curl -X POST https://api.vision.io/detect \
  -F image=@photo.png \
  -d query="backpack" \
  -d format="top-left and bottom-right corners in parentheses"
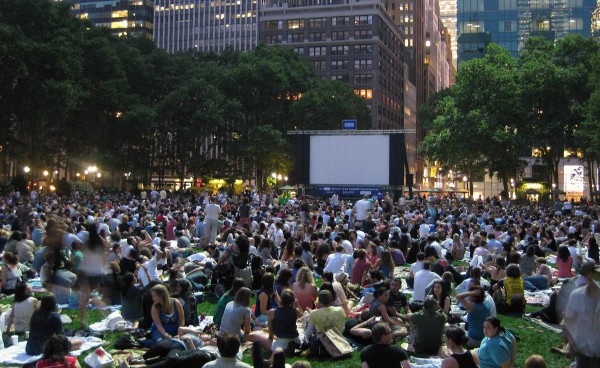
top-left (165, 349), bottom-right (218, 368)
top-left (181, 295), bottom-right (199, 326)
top-left (232, 250), bottom-right (249, 269)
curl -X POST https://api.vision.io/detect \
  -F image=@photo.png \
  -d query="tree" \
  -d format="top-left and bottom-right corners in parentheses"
top-left (290, 80), bottom-right (371, 130)
top-left (420, 44), bottom-right (526, 197)
top-left (517, 36), bottom-right (599, 196)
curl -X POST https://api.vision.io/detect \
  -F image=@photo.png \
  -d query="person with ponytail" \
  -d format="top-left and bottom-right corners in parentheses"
top-left (441, 326), bottom-right (477, 368)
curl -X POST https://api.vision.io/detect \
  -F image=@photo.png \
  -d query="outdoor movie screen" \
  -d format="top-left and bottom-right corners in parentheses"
top-left (309, 134), bottom-right (390, 185)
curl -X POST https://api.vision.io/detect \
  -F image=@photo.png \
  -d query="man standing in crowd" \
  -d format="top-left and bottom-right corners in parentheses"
top-left (563, 262), bottom-right (600, 368)
top-left (205, 197), bottom-right (221, 244)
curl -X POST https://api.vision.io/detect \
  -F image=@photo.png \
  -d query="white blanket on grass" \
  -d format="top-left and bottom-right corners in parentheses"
top-left (0, 336), bottom-right (103, 365)
top-left (410, 357), bottom-right (443, 368)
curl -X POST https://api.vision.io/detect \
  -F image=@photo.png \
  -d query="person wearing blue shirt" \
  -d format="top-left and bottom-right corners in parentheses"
top-left (455, 285), bottom-right (491, 348)
top-left (476, 317), bottom-right (515, 368)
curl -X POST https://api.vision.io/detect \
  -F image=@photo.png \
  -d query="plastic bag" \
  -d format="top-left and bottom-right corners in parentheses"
top-left (84, 347), bottom-right (114, 368)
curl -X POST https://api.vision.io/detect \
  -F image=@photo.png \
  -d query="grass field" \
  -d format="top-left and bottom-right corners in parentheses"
top-left (0, 289), bottom-right (573, 368)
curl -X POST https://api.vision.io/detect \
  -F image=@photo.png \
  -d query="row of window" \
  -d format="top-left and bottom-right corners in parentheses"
top-left (265, 30), bottom-right (373, 44)
top-left (458, 18), bottom-right (585, 34)
top-left (385, 2), bottom-right (414, 11)
top-left (264, 15), bottom-right (373, 30)
top-left (310, 59), bottom-right (373, 70)
top-left (460, 0), bottom-right (585, 12)
top-left (304, 44), bottom-right (374, 56)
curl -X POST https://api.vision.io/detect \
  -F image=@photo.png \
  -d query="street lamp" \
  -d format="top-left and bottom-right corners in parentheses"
top-left (43, 170), bottom-right (49, 177)
top-left (23, 166), bottom-right (31, 173)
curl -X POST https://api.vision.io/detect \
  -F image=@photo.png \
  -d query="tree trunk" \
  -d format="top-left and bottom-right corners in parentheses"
top-left (502, 176), bottom-right (509, 199)
top-left (586, 158), bottom-right (594, 200)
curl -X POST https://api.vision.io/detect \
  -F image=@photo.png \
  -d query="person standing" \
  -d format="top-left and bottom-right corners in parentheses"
top-left (331, 193), bottom-right (340, 211)
top-left (205, 197), bottom-right (221, 244)
top-left (354, 195), bottom-right (372, 222)
top-left (563, 262), bottom-right (600, 368)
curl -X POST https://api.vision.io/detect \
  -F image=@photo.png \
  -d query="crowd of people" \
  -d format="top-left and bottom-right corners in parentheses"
top-left (0, 188), bottom-right (599, 368)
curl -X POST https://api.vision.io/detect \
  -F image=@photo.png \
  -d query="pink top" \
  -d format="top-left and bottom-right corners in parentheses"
top-left (556, 256), bottom-right (574, 278)
top-left (293, 286), bottom-right (316, 310)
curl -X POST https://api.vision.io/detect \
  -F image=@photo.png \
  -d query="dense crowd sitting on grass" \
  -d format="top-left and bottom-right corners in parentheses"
top-left (0, 188), bottom-right (599, 368)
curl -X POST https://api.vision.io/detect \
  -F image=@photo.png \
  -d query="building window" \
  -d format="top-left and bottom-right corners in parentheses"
top-left (331, 60), bottom-right (349, 70)
top-left (332, 16), bottom-right (350, 26)
top-left (354, 59), bottom-right (373, 69)
top-left (265, 20), bottom-right (282, 30)
top-left (287, 19), bottom-right (304, 29)
top-left (498, 20), bottom-right (517, 32)
top-left (459, 0), bottom-right (484, 12)
top-left (265, 35), bottom-right (282, 44)
top-left (312, 61), bottom-right (327, 70)
top-left (293, 47), bottom-right (305, 55)
top-left (354, 44), bottom-right (373, 54)
top-left (331, 75), bottom-right (349, 82)
top-left (355, 29), bottom-right (373, 39)
top-left (498, 0), bottom-right (516, 10)
top-left (355, 89), bottom-right (373, 99)
top-left (355, 15), bottom-right (373, 25)
top-left (331, 31), bottom-right (349, 40)
top-left (458, 21), bottom-right (484, 33)
top-left (309, 32), bottom-right (326, 41)
top-left (331, 45), bottom-right (349, 55)
top-left (354, 74), bottom-right (373, 84)
top-left (567, 18), bottom-right (583, 30)
top-left (309, 17), bottom-right (327, 27)
top-left (530, 0), bottom-right (550, 9)
top-left (534, 18), bottom-right (550, 31)
top-left (308, 46), bottom-right (327, 56)
top-left (287, 33), bottom-right (304, 42)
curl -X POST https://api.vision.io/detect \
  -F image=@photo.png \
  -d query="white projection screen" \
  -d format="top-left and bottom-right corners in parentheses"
top-left (309, 135), bottom-right (390, 185)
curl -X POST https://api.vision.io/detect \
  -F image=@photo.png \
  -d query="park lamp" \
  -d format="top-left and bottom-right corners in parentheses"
top-left (43, 170), bottom-right (49, 177)
top-left (23, 166), bottom-right (31, 173)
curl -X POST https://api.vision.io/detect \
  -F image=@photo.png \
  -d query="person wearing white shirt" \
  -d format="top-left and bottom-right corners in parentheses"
top-left (323, 245), bottom-right (347, 274)
top-left (273, 222), bottom-right (284, 247)
top-left (204, 197), bottom-right (221, 243)
top-left (418, 219), bottom-right (430, 239)
top-left (137, 247), bottom-right (164, 287)
top-left (354, 195), bottom-right (372, 222)
top-left (413, 263), bottom-right (441, 302)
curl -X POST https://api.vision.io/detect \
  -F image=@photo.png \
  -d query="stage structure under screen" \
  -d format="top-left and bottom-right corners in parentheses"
top-left (288, 130), bottom-right (415, 196)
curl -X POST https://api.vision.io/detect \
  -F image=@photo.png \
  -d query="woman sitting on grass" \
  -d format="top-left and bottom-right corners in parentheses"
top-left (142, 284), bottom-right (185, 347)
top-left (440, 326), bottom-right (477, 368)
top-left (35, 335), bottom-right (81, 368)
top-left (5, 282), bottom-right (38, 346)
top-left (474, 317), bottom-right (517, 368)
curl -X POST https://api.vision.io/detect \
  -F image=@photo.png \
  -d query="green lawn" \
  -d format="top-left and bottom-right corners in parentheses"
top-left (0, 290), bottom-right (572, 368)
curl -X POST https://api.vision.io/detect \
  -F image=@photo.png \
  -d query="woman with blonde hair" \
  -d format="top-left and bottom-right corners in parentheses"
top-left (451, 234), bottom-right (465, 260)
top-left (292, 267), bottom-right (318, 310)
top-left (143, 284), bottom-right (185, 347)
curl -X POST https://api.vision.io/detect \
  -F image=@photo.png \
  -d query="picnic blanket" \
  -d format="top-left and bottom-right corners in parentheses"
top-left (410, 357), bottom-right (442, 368)
top-left (523, 316), bottom-right (563, 334)
top-left (0, 336), bottom-right (103, 365)
top-left (89, 311), bottom-right (132, 332)
top-left (524, 290), bottom-right (551, 306)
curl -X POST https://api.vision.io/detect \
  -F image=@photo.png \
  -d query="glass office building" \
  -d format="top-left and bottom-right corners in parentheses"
top-left (458, 0), bottom-right (597, 64)
top-left (154, 0), bottom-right (258, 53)
top-left (71, 0), bottom-right (154, 38)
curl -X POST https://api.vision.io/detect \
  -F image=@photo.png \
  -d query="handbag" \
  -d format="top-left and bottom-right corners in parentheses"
top-left (317, 327), bottom-right (353, 358)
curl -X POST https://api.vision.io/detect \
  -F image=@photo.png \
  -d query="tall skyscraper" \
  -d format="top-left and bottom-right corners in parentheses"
top-left (439, 0), bottom-right (458, 67)
top-left (457, 0), bottom-right (597, 64)
top-left (70, 0), bottom-right (154, 38)
top-left (258, 0), bottom-right (405, 130)
top-left (153, 0), bottom-right (258, 53)
top-left (593, 0), bottom-right (600, 40)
